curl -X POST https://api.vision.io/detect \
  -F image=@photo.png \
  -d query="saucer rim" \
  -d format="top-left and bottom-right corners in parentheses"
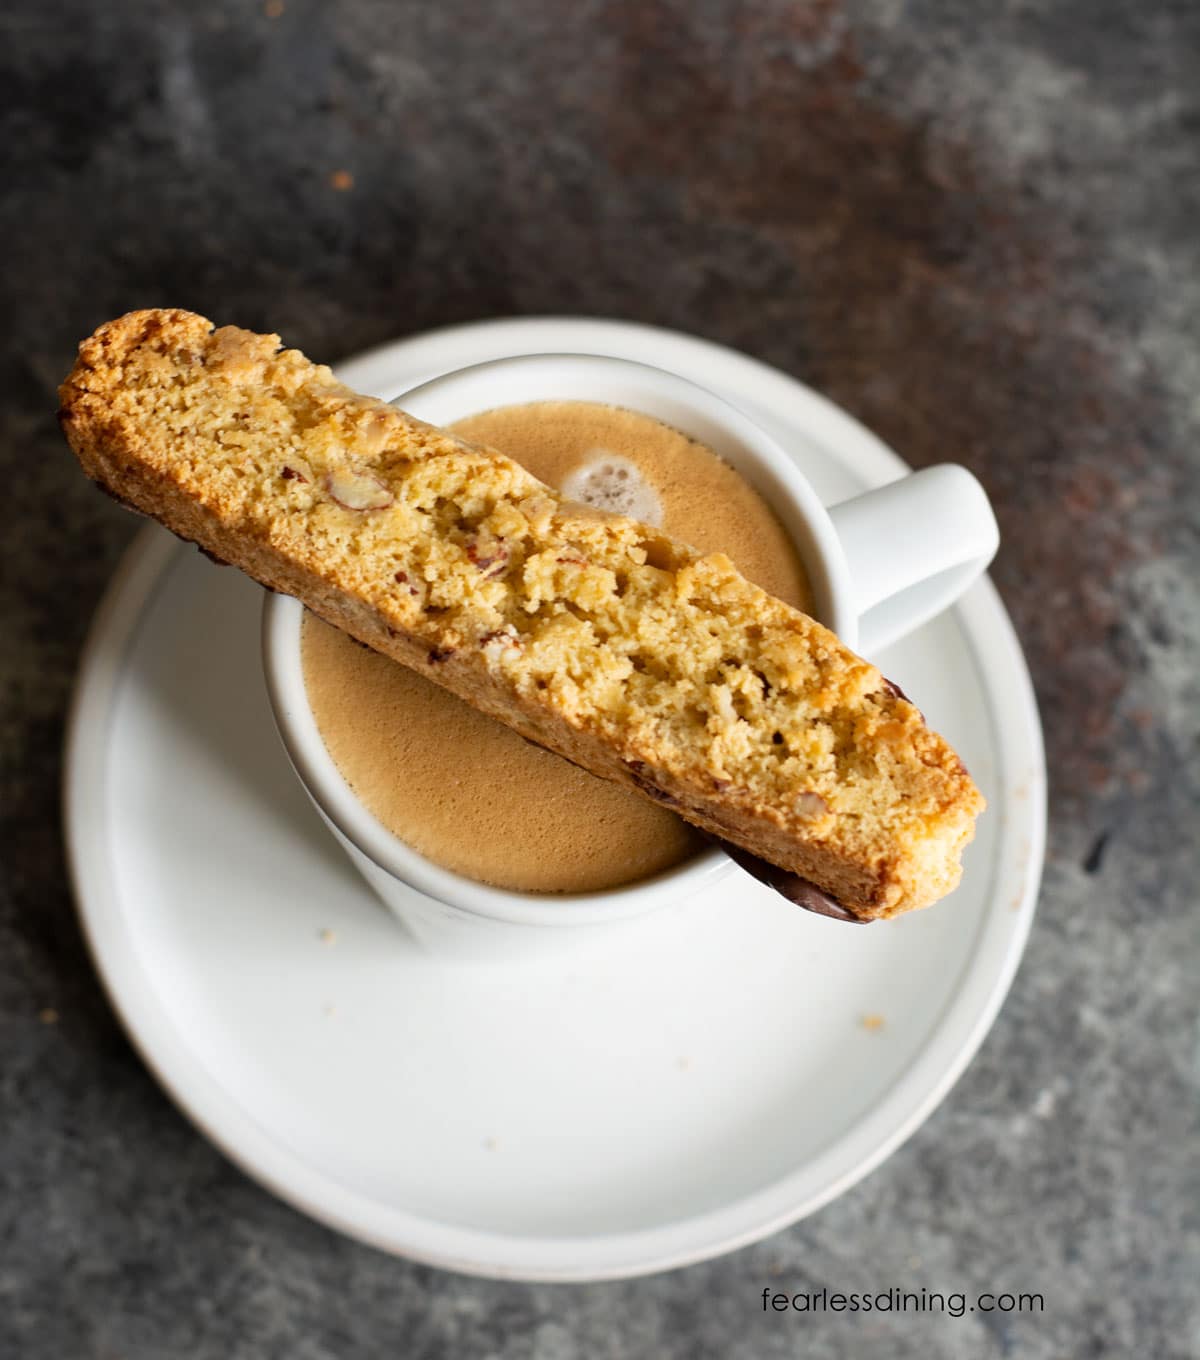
top-left (64, 316), bottom-right (1046, 1281)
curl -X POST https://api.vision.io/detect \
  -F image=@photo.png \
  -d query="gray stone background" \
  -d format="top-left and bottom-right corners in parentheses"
top-left (2, 1), bottom-right (1197, 1356)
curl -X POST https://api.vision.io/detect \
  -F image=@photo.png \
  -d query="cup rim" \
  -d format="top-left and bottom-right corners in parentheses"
top-left (261, 350), bottom-right (856, 925)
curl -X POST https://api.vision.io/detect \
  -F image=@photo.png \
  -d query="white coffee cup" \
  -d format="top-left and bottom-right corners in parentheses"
top-left (262, 353), bottom-right (998, 958)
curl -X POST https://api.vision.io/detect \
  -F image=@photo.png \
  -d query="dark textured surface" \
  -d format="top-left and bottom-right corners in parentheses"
top-left (3, 1), bottom-right (1198, 1356)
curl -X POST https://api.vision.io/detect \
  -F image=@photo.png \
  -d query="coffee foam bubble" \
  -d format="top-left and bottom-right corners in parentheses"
top-left (559, 451), bottom-right (663, 526)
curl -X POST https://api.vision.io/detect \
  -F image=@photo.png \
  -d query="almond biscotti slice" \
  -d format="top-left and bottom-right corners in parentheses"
top-left (60, 309), bottom-right (984, 919)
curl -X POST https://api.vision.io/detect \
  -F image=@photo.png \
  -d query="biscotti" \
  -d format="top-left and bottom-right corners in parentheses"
top-left (59, 309), bottom-right (984, 919)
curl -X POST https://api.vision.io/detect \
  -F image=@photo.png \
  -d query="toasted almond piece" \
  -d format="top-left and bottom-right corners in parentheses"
top-left (324, 468), bottom-right (393, 510)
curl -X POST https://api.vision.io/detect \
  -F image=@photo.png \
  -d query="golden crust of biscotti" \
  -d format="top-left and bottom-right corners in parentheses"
top-left (59, 309), bottom-right (984, 918)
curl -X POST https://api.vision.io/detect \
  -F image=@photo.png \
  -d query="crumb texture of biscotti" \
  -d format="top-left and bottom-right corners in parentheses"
top-left (59, 309), bottom-right (985, 918)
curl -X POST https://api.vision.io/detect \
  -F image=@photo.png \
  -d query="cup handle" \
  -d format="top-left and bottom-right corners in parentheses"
top-left (827, 464), bottom-right (999, 655)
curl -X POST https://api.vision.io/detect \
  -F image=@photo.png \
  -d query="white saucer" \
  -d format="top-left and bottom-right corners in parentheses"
top-left (65, 318), bottom-right (1045, 1281)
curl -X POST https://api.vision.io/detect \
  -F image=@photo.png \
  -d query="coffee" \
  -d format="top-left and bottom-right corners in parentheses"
top-left (301, 400), bottom-right (812, 893)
